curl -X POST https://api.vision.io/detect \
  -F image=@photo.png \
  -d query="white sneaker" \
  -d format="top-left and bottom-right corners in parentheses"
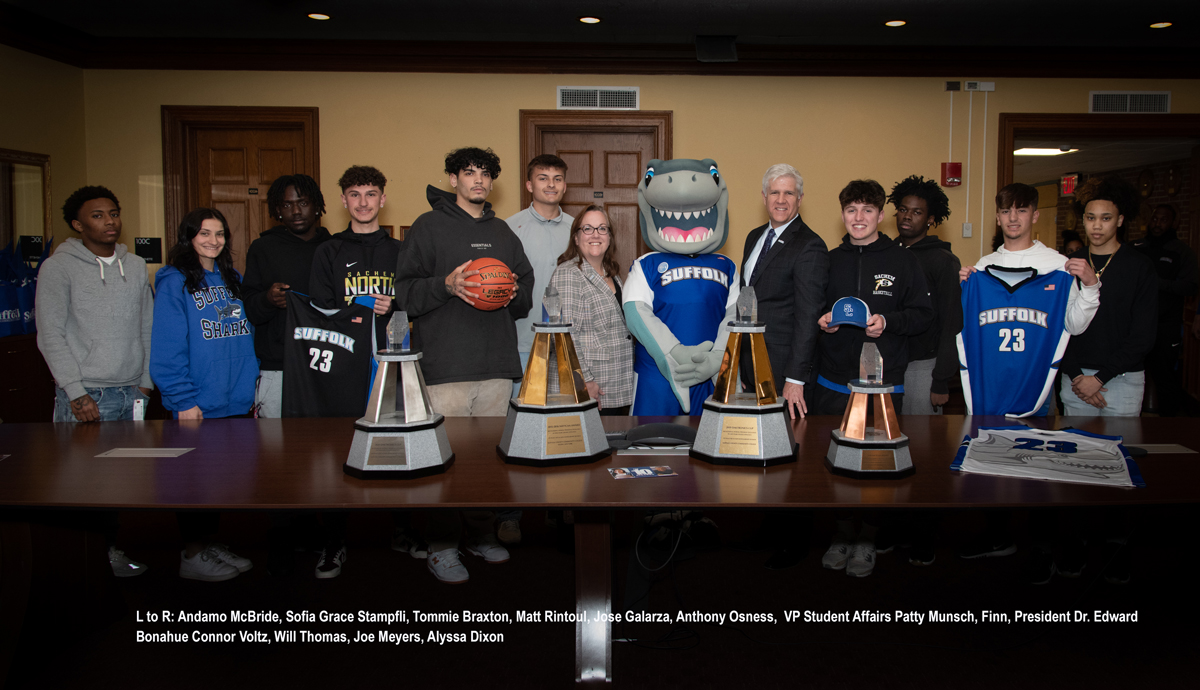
top-left (391, 528), bottom-right (429, 559)
top-left (109, 547), bottom-right (149, 578)
top-left (180, 547), bottom-right (240, 582)
top-left (497, 519), bottom-right (522, 546)
top-left (822, 533), bottom-right (852, 570)
top-left (846, 540), bottom-right (876, 578)
top-left (466, 534), bottom-right (511, 564)
top-left (427, 548), bottom-right (469, 584)
top-left (209, 543), bottom-right (253, 573)
top-left (315, 543), bottom-right (347, 579)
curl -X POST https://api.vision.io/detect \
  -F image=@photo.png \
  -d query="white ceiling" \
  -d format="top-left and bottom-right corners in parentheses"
top-left (1014, 137), bottom-right (1199, 185)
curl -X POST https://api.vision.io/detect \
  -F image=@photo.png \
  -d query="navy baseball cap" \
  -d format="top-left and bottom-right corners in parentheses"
top-left (829, 297), bottom-right (871, 328)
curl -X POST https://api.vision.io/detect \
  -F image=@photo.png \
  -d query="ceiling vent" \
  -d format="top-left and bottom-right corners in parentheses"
top-left (1089, 91), bottom-right (1170, 114)
top-left (557, 86), bottom-right (640, 110)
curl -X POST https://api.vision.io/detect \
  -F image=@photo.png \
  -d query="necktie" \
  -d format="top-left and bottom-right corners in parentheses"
top-left (749, 227), bottom-right (776, 285)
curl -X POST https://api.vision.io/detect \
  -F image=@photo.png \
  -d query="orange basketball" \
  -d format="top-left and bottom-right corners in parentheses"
top-left (463, 257), bottom-right (515, 311)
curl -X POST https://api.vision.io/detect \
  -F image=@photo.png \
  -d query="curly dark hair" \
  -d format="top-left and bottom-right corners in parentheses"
top-left (62, 185), bottom-right (120, 231)
top-left (445, 147), bottom-right (501, 179)
top-left (167, 208), bottom-right (242, 300)
top-left (337, 165), bottom-right (387, 192)
top-left (267, 174), bottom-right (326, 219)
top-left (556, 205), bottom-right (621, 279)
top-left (1074, 175), bottom-right (1140, 226)
top-left (838, 179), bottom-right (886, 211)
top-left (887, 175), bottom-right (951, 227)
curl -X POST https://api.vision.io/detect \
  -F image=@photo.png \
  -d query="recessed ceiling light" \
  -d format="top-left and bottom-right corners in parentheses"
top-left (579, 17), bottom-right (601, 24)
top-left (1150, 22), bottom-right (1173, 29)
top-left (885, 20), bottom-right (907, 27)
top-left (1014, 148), bottom-right (1079, 156)
top-left (308, 13), bottom-right (330, 21)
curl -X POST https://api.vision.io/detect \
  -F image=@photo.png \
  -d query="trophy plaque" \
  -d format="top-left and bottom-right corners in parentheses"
top-left (498, 287), bottom-right (611, 466)
top-left (344, 312), bottom-right (454, 479)
top-left (690, 287), bottom-right (798, 467)
top-left (824, 344), bottom-right (913, 478)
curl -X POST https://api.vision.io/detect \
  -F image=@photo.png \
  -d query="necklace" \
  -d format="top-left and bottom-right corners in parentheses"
top-left (1088, 244), bottom-right (1119, 280)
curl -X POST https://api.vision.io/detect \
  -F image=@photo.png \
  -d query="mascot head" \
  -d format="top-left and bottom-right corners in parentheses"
top-left (638, 158), bottom-right (729, 255)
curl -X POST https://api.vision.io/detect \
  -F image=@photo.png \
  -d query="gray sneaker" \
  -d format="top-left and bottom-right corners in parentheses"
top-left (822, 533), bottom-right (852, 570)
top-left (180, 547), bottom-right (240, 582)
top-left (427, 549), bottom-right (469, 584)
top-left (846, 540), bottom-right (876, 578)
top-left (391, 528), bottom-right (429, 559)
top-left (109, 547), bottom-right (149, 578)
top-left (466, 534), bottom-right (510, 564)
top-left (497, 519), bottom-right (522, 546)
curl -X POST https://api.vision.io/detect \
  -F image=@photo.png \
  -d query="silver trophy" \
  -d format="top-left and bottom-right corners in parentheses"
top-left (344, 311), bottom-right (453, 479)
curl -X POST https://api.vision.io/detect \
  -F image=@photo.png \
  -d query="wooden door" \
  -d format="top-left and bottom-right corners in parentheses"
top-left (521, 111), bottom-right (672, 282)
top-left (162, 106), bottom-right (319, 275)
top-left (192, 128), bottom-right (306, 273)
top-left (541, 130), bottom-right (656, 280)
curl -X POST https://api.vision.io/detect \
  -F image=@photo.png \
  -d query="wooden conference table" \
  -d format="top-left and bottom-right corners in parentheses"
top-left (2, 414), bottom-right (1199, 684)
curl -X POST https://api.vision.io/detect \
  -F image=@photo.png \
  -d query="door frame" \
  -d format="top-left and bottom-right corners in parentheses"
top-left (161, 105), bottom-right (320, 248)
top-left (518, 110), bottom-right (672, 211)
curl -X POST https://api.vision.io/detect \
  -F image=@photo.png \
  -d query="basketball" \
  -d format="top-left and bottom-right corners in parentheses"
top-left (463, 257), bottom-right (515, 311)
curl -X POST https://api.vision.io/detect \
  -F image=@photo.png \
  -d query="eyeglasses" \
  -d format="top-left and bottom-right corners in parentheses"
top-left (581, 225), bottom-right (610, 235)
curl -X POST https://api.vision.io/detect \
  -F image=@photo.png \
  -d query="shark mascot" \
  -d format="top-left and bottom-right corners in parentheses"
top-left (622, 158), bottom-right (739, 415)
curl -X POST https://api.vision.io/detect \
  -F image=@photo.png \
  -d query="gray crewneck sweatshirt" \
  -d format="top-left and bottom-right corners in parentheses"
top-left (35, 238), bottom-right (154, 400)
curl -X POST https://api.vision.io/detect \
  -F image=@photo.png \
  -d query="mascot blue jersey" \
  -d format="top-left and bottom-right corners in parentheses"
top-left (957, 266), bottom-right (1073, 417)
top-left (625, 252), bottom-right (738, 415)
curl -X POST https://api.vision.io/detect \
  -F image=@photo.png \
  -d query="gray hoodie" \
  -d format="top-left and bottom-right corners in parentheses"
top-left (35, 238), bottom-right (154, 400)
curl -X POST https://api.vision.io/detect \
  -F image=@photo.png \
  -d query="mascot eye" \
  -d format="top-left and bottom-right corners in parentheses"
top-left (709, 166), bottom-right (720, 185)
top-left (644, 168), bottom-right (655, 186)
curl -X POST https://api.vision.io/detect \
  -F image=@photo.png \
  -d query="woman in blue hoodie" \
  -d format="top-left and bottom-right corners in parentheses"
top-left (151, 207), bottom-right (258, 581)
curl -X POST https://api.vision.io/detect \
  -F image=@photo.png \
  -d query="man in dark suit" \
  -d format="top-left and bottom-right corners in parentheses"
top-left (740, 163), bottom-right (830, 419)
top-left (734, 164), bottom-right (829, 570)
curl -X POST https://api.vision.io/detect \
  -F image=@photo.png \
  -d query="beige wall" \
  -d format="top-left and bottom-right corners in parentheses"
top-left (0, 44), bottom-right (87, 244)
top-left (7, 44), bottom-right (1200, 270)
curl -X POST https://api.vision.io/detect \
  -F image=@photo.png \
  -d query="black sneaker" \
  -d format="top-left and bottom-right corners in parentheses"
top-left (315, 543), bottom-right (347, 579)
top-left (1022, 549), bottom-right (1055, 585)
top-left (958, 537), bottom-right (1017, 559)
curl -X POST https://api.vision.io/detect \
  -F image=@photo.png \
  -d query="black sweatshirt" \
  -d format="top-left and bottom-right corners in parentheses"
top-left (1131, 228), bottom-right (1199, 327)
top-left (817, 233), bottom-right (934, 388)
top-left (309, 226), bottom-right (404, 351)
top-left (241, 225), bottom-right (332, 370)
top-left (395, 186), bottom-right (534, 386)
top-left (902, 234), bottom-right (962, 395)
top-left (1061, 246), bottom-right (1158, 383)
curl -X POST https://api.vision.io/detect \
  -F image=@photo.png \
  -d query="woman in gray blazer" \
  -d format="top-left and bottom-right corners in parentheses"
top-left (549, 204), bottom-right (634, 414)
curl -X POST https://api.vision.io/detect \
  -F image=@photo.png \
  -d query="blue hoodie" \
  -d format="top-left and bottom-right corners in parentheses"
top-left (150, 266), bottom-right (258, 418)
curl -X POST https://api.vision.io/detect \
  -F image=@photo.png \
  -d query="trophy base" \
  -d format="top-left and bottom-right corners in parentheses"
top-left (689, 396), bottom-right (797, 467)
top-left (497, 398), bottom-right (612, 466)
top-left (343, 414), bottom-right (455, 479)
top-left (824, 429), bottom-right (914, 479)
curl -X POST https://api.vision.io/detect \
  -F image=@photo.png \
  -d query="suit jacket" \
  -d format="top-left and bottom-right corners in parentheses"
top-left (738, 216), bottom-right (829, 391)
top-left (549, 259), bottom-right (635, 407)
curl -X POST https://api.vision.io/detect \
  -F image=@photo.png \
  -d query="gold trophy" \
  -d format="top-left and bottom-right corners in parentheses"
top-left (344, 311), bottom-right (454, 479)
top-left (824, 343), bottom-right (913, 477)
top-left (690, 287), bottom-right (798, 466)
top-left (497, 286), bottom-right (612, 466)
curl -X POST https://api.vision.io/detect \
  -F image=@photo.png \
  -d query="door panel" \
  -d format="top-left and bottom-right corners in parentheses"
top-left (541, 130), bottom-right (657, 280)
top-left (192, 127), bottom-right (306, 273)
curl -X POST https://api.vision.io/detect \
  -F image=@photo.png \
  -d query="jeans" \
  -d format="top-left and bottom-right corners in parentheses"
top-left (53, 385), bottom-right (146, 422)
top-left (1060, 368), bottom-right (1145, 417)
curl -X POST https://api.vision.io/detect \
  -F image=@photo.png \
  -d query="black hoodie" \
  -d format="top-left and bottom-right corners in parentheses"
top-left (817, 233), bottom-right (934, 388)
top-left (901, 234), bottom-right (962, 395)
top-left (242, 225), bottom-right (332, 370)
top-left (309, 225), bottom-right (404, 351)
top-left (395, 186), bottom-right (534, 386)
